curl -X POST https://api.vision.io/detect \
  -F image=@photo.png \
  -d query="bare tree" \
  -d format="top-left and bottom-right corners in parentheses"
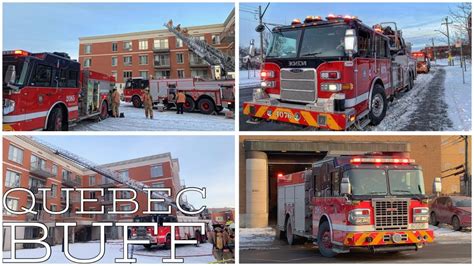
top-left (449, 2), bottom-right (472, 45)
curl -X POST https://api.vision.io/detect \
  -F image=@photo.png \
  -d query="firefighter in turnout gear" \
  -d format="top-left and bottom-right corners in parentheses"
top-left (176, 90), bottom-right (186, 114)
top-left (143, 87), bottom-right (154, 119)
top-left (111, 88), bottom-right (120, 117)
top-left (211, 226), bottom-right (229, 262)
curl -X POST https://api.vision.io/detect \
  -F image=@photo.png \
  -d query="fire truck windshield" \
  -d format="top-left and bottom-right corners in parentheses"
top-left (3, 57), bottom-right (29, 88)
top-left (267, 30), bottom-right (301, 58)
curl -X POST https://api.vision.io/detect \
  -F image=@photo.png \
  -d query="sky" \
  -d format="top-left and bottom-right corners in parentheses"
top-left (3, 3), bottom-right (234, 60)
top-left (34, 135), bottom-right (235, 209)
top-left (240, 2), bottom-right (466, 51)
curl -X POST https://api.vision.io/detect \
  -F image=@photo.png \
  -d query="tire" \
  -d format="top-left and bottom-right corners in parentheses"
top-left (452, 216), bottom-right (462, 231)
top-left (317, 221), bottom-right (337, 258)
top-left (429, 212), bottom-right (439, 226)
top-left (369, 83), bottom-right (388, 126)
top-left (183, 96), bottom-right (195, 112)
top-left (132, 96), bottom-right (142, 108)
top-left (46, 107), bottom-right (67, 131)
top-left (164, 235), bottom-right (171, 250)
top-left (99, 100), bottom-right (108, 120)
top-left (275, 228), bottom-right (285, 240)
top-left (286, 219), bottom-right (294, 245)
top-left (216, 106), bottom-right (224, 113)
top-left (198, 98), bottom-right (216, 115)
top-left (143, 244), bottom-right (152, 249)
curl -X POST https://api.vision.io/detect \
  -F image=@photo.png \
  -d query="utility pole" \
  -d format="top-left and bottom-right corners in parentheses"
top-left (431, 38), bottom-right (436, 63)
top-left (441, 17), bottom-right (453, 65)
top-left (462, 136), bottom-right (471, 196)
top-left (258, 3), bottom-right (270, 64)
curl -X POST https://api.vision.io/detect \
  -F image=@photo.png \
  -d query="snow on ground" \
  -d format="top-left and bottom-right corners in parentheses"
top-left (239, 227), bottom-right (276, 250)
top-left (72, 102), bottom-right (234, 131)
top-left (431, 224), bottom-right (472, 244)
top-left (3, 241), bottom-right (215, 263)
top-left (239, 70), bottom-right (260, 89)
top-left (441, 58), bottom-right (472, 131)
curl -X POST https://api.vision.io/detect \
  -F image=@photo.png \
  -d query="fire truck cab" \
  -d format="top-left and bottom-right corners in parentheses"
top-left (243, 15), bottom-right (416, 130)
top-left (131, 214), bottom-right (181, 249)
top-left (3, 50), bottom-right (115, 131)
top-left (277, 153), bottom-right (434, 257)
top-left (411, 51), bottom-right (431, 73)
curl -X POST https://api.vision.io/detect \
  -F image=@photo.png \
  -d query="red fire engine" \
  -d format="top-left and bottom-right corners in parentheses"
top-left (123, 77), bottom-right (235, 114)
top-left (411, 51), bottom-right (431, 74)
top-left (243, 15), bottom-right (417, 130)
top-left (277, 153), bottom-right (435, 257)
top-left (3, 50), bottom-right (115, 131)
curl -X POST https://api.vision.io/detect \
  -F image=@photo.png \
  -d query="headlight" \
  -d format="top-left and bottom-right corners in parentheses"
top-left (348, 209), bottom-right (371, 225)
top-left (413, 207), bottom-right (429, 223)
top-left (3, 99), bottom-right (16, 115)
top-left (321, 83), bottom-right (342, 92)
top-left (261, 81), bottom-right (275, 88)
top-left (260, 70), bottom-right (275, 78)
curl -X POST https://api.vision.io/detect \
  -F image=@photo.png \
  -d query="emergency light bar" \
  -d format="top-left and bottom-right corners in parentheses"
top-left (291, 19), bottom-right (302, 25)
top-left (304, 16), bottom-right (323, 23)
top-left (350, 158), bottom-right (415, 164)
top-left (3, 50), bottom-right (30, 56)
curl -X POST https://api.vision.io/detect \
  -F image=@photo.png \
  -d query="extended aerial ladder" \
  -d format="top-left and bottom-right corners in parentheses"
top-left (24, 136), bottom-right (195, 212)
top-left (164, 20), bottom-right (235, 79)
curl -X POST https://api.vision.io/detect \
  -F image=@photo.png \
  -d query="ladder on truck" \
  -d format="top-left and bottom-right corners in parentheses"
top-left (24, 136), bottom-right (196, 212)
top-left (164, 20), bottom-right (234, 76)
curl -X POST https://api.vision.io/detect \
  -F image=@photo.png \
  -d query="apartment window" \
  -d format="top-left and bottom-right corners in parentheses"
top-left (62, 169), bottom-right (71, 181)
top-left (112, 56), bottom-right (118, 66)
top-left (123, 71), bottom-right (133, 79)
top-left (31, 155), bottom-right (46, 170)
top-left (139, 71), bottom-right (149, 79)
top-left (190, 52), bottom-right (205, 65)
top-left (84, 44), bottom-right (91, 54)
top-left (122, 191), bottom-right (132, 199)
top-left (176, 39), bottom-right (183, 48)
top-left (89, 175), bottom-right (95, 186)
top-left (5, 170), bottom-right (21, 188)
top-left (121, 205), bottom-right (132, 215)
top-left (111, 71), bottom-right (118, 81)
top-left (123, 56), bottom-right (132, 66)
top-left (154, 54), bottom-right (170, 66)
top-left (8, 145), bottom-right (23, 164)
top-left (155, 70), bottom-right (170, 79)
top-left (198, 36), bottom-right (206, 43)
top-left (90, 192), bottom-right (97, 199)
top-left (151, 165), bottom-right (164, 178)
top-left (177, 69), bottom-right (185, 78)
top-left (112, 42), bottom-right (118, 52)
top-left (52, 164), bottom-right (58, 175)
top-left (84, 58), bottom-right (92, 67)
top-left (176, 53), bottom-right (184, 64)
top-left (123, 41), bottom-right (132, 51)
top-left (153, 202), bottom-right (168, 211)
top-left (191, 69), bottom-right (209, 79)
top-left (51, 184), bottom-right (58, 198)
top-left (154, 39), bottom-right (169, 49)
top-left (139, 40), bottom-right (148, 50)
top-left (50, 205), bottom-right (57, 216)
top-left (119, 170), bottom-right (129, 180)
top-left (152, 182), bottom-right (165, 187)
top-left (212, 35), bottom-right (220, 45)
top-left (139, 55), bottom-right (148, 65)
top-left (4, 198), bottom-right (18, 215)
top-left (29, 177), bottom-right (45, 190)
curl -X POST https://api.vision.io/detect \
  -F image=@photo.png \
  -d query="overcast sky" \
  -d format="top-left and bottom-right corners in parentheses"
top-left (34, 135), bottom-right (235, 209)
top-left (3, 3), bottom-right (234, 60)
top-left (240, 2), bottom-right (465, 51)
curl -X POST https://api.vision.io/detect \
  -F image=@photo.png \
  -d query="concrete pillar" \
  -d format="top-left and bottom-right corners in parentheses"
top-left (245, 151), bottom-right (268, 228)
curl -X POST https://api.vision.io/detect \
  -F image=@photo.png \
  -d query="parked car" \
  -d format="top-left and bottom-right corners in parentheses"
top-left (429, 196), bottom-right (472, 231)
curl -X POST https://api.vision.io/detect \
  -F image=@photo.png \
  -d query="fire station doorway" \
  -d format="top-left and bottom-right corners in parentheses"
top-left (243, 140), bottom-right (409, 228)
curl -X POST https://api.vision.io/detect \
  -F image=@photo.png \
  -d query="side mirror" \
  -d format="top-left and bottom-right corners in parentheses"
top-left (344, 29), bottom-right (358, 56)
top-left (433, 177), bottom-right (442, 194)
top-left (340, 177), bottom-right (351, 195)
top-left (5, 65), bottom-right (16, 84)
top-left (255, 24), bottom-right (265, 33)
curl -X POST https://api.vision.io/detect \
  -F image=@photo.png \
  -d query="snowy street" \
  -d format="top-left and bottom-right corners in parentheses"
top-left (72, 102), bottom-right (234, 131)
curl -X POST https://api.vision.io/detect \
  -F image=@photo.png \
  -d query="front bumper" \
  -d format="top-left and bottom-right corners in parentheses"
top-left (131, 235), bottom-right (157, 244)
top-left (343, 230), bottom-right (434, 247)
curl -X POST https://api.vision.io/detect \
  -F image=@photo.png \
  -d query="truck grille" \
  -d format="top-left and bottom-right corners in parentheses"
top-left (280, 68), bottom-right (316, 103)
top-left (372, 199), bottom-right (409, 230)
top-left (137, 227), bottom-right (147, 237)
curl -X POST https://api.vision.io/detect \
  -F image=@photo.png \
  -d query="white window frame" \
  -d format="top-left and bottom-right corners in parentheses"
top-left (5, 170), bottom-right (21, 188)
top-left (139, 40), bottom-right (148, 50)
top-left (8, 145), bottom-right (23, 164)
top-left (176, 53), bottom-right (184, 64)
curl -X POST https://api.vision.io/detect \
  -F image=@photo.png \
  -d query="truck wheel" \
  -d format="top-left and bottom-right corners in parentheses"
top-left (46, 107), bottom-right (67, 131)
top-left (143, 244), bottom-right (152, 249)
top-left (317, 221), bottom-right (337, 258)
top-left (99, 101), bottom-right (108, 120)
top-left (286, 220), bottom-right (294, 245)
top-left (183, 96), bottom-right (195, 112)
top-left (198, 98), bottom-right (216, 115)
top-left (164, 235), bottom-right (172, 250)
top-left (452, 216), bottom-right (462, 231)
top-left (429, 212), bottom-right (439, 226)
top-left (216, 106), bottom-right (224, 113)
top-left (369, 84), bottom-right (387, 126)
top-left (132, 96), bottom-right (142, 108)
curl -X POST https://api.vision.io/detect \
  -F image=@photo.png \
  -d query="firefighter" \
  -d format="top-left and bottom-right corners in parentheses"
top-left (111, 88), bottom-right (120, 118)
top-left (211, 226), bottom-right (227, 262)
top-left (143, 87), bottom-right (154, 119)
top-left (176, 90), bottom-right (186, 114)
top-left (194, 228), bottom-right (202, 247)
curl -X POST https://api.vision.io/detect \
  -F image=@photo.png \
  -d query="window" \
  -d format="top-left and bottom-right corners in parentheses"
top-left (51, 205), bottom-right (57, 216)
top-left (112, 56), bottom-right (118, 66)
top-left (4, 198), bottom-right (18, 215)
top-left (331, 172), bottom-right (340, 196)
top-left (90, 192), bottom-right (96, 199)
top-left (123, 56), bottom-right (132, 66)
top-left (154, 54), bottom-right (170, 66)
top-left (52, 164), bottom-right (58, 175)
top-left (153, 202), bottom-right (168, 211)
top-left (139, 40), bottom-right (148, 50)
top-left (31, 155), bottom-right (46, 170)
top-left (152, 182), bottom-right (165, 187)
top-left (176, 39), bottom-right (183, 48)
top-left (139, 71), bottom-right (149, 79)
top-left (123, 41), bottom-right (132, 51)
top-left (51, 184), bottom-right (58, 198)
top-left (198, 36), bottom-right (206, 43)
top-left (139, 55), bottom-right (148, 65)
top-left (123, 71), bottom-right (132, 79)
top-left (83, 58), bottom-right (92, 68)
top-left (176, 53), bottom-right (184, 64)
top-left (112, 42), bottom-right (118, 52)
top-left (177, 69), bottom-right (185, 78)
top-left (191, 69), bottom-right (208, 79)
top-left (31, 64), bottom-right (53, 86)
top-left (84, 44), bottom-right (91, 54)
top-left (111, 71), bottom-right (118, 81)
top-left (155, 70), bottom-right (170, 79)
top-left (58, 69), bottom-right (78, 88)
top-left (119, 170), bottom-right (129, 180)
top-left (151, 165), bottom-right (164, 178)
top-left (8, 145), bottom-right (23, 164)
top-left (89, 175), bottom-right (95, 186)
top-left (122, 191), bottom-right (131, 199)
top-left (154, 39), bottom-right (169, 49)
top-left (190, 52), bottom-right (205, 65)
top-left (357, 30), bottom-right (372, 58)
top-left (62, 169), bottom-right (71, 181)
top-left (212, 35), bottom-right (220, 45)
top-left (5, 170), bottom-right (21, 188)
top-left (375, 36), bottom-right (389, 58)
top-left (29, 177), bottom-right (45, 190)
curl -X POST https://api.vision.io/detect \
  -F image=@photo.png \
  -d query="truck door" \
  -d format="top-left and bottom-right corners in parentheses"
top-left (355, 29), bottom-right (373, 105)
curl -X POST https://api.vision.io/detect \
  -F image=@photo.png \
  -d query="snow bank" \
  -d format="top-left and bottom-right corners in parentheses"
top-left (72, 102), bottom-right (234, 131)
top-left (240, 70), bottom-right (260, 89)
top-left (239, 227), bottom-right (276, 250)
top-left (430, 224), bottom-right (471, 244)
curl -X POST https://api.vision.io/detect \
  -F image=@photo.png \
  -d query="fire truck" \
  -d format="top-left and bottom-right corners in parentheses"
top-left (243, 15), bottom-right (417, 130)
top-left (277, 153), bottom-right (435, 257)
top-left (123, 77), bottom-right (235, 114)
top-left (3, 50), bottom-right (115, 131)
top-left (411, 51), bottom-right (431, 73)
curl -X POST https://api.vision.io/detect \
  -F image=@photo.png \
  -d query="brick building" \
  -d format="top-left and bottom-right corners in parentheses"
top-left (78, 9), bottom-right (235, 88)
top-left (2, 136), bottom-right (183, 250)
top-left (207, 208), bottom-right (235, 225)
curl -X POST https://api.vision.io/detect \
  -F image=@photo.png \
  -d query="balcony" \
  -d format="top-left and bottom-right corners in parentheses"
top-left (101, 214), bottom-right (117, 221)
top-left (62, 177), bottom-right (80, 187)
top-left (28, 186), bottom-right (44, 200)
top-left (26, 212), bottom-right (46, 221)
top-left (30, 164), bottom-right (55, 179)
top-left (190, 59), bottom-right (209, 67)
top-left (154, 61), bottom-right (171, 69)
top-left (153, 47), bottom-right (170, 53)
top-left (102, 196), bottom-right (114, 205)
top-left (219, 31), bottom-right (235, 44)
top-left (98, 181), bottom-right (116, 188)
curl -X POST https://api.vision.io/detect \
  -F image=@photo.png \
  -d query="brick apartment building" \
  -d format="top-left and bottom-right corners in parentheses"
top-left (207, 208), bottom-right (235, 225)
top-left (2, 136), bottom-right (183, 251)
top-left (78, 9), bottom-right (235, 88)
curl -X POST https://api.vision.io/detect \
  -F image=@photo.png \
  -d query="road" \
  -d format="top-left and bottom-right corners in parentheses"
top-left (240, 239), bottom-right (471, 263)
